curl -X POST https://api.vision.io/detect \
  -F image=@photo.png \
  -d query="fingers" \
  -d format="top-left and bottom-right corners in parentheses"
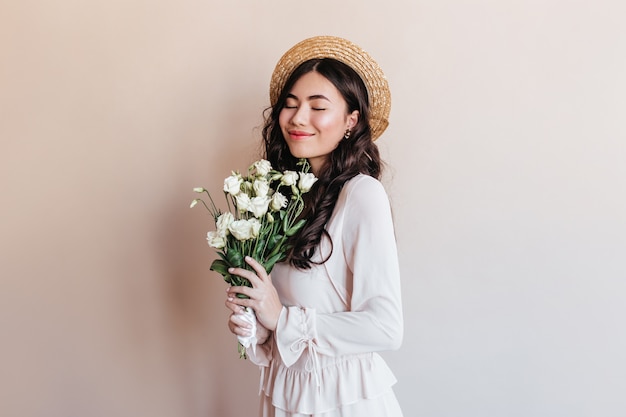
top-left (228, 257), bottom-right (269, 287)
top-left (227, 313), bottom-right (253, 337)
top-left (225, 296), bottom-right (246, 314)
top-left (225, 295), bottom-right (253, 337)
top-left (244, 256), bottom-right (270, 282)
top-left (228, 266), bottom-right (261, 287)
top-left (227, 286), bottom-right (252, 302)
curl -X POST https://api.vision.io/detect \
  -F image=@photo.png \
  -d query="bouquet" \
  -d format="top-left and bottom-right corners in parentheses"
top-left (191, 158), bottom-right (317, 358)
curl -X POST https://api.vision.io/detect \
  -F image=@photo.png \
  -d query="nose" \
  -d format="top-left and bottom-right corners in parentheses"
top-left (289, 106), bottom-right (307, 126)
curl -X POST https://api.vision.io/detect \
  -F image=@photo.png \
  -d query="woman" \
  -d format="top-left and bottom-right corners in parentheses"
top-left (225, 36), bottom-right (403, 417)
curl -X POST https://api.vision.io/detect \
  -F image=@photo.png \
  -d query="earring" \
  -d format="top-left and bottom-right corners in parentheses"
top-left (344, 128), bottom-right (351, 139)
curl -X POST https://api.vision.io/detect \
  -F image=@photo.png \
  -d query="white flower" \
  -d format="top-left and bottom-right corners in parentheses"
top-left (234, 193), bottom-right (251, 212)
top-left (249, 218), bottom-right (261, 237)
top-left (253, 160), bottom-right (272, 177)
top-left (193, 187), bottom-right (205, 193)
top-left (223, 174), bottom-right (242, 196)
top-left (228, 219), bottom-right (258, 241)
top-left (249, 196), bottom-right (270, 218)
top-left (216, 212), bottom-right (234, 235)
top-left (281, 171), bottom-right (299, 186)
top-left (253, 178), bottom-right (270, 198)
top-left (298, 172), bottom-right (318, 193)
top-left (270, 192), bottom-right (288, 211)
top-left (190, 199), bottom-right (199, 208)
top-left (206, 230), bottom-right (227, 249)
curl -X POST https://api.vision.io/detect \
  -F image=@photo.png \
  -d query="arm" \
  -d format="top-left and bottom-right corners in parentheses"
top-left (275, 176), bottom-right (404, 365)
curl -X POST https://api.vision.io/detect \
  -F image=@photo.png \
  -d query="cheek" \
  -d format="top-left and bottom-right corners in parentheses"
top-left (278, 110), bottom-right (287, 128)
top-left (313, 113), bottom-right (345, 133)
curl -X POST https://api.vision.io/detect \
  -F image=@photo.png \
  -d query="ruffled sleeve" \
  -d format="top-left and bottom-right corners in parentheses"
top-left (275, 306), bottom-right (318, 366)
top-left (247, 334), bottom-right (273, 367)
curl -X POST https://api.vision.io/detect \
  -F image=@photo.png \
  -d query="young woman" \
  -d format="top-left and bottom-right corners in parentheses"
top-left (225, 36), bottom-right (403, 417)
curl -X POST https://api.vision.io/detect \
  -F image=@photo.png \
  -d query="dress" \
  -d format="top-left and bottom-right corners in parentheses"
top-left (248, 174), bottom-right (404, 417)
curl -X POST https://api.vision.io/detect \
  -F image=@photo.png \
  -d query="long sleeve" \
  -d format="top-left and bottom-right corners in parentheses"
top-left (247, 333), bottom-right (273, 366)
top-left (274, 175), bottom-right (403, 365)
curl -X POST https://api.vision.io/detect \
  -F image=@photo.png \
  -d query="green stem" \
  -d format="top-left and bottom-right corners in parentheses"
top-left (203, 189), bottom-right (220, 215)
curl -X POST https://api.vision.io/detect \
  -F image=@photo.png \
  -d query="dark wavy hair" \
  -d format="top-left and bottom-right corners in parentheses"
top-left (262, 58), bottom-right (383, 269)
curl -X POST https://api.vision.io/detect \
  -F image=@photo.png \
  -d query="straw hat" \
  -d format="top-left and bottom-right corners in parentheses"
top-left (269, 36), bottom-right (391, 141)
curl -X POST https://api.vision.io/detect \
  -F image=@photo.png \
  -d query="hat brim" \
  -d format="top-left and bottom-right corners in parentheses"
top-left (270, 36), bottom-right (391, 141)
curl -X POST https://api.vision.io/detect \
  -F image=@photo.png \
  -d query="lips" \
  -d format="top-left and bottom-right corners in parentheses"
top-left (287, 130), bottom-right (313, 140)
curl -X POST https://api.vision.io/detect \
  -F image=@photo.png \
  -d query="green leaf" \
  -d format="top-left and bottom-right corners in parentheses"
top-left (266, 236), bottom-right (286, 259)
top-left (267, 234), bottom-right (283, 251)
top-left (210, 259), bottom-right (230, 274)
top-left (263, 252), bottom-right (286, 273)
top-left (210, 259), bottom-right (233, 284)
top-left (254, 238), bottom-right (267, 259)
top-left (281, 210), bottom-right (290, 232)
top-left (285, 219), bottom-right (307, 237)
top-left (226, 248), bottom-right (244, 267)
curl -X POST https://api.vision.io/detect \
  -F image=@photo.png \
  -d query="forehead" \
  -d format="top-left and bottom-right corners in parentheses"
top-left (287, 72), bottom-right (342, 99)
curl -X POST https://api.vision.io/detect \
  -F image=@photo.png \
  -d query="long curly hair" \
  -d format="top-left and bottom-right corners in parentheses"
top-left (262, 58), bottom-right (383, 269)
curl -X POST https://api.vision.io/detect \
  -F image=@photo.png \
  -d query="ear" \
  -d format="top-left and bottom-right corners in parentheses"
top-left (347, 110), bottom-right (360, 129)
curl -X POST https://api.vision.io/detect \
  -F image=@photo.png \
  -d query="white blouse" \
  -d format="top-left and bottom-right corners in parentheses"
top-left (248, 174), bottom-right (403, 415)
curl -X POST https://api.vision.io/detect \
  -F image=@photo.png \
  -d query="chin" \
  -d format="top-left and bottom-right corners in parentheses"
top-left (286, 145), bottom-right (309, 159)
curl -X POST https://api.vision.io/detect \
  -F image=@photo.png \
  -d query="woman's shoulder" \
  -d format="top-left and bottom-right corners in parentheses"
top-left (343, 173), bottom-right (387, 199)
top-left (336, 174), bottom-right (390, 215)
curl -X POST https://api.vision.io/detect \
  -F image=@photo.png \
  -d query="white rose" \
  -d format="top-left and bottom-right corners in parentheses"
top-left (270, 192), bottom-right (288, 211)
top-left (249, 196), bottom-right (270, 218)
top-left (234, 193), bottom-right (251, 212)
top-left (215, 212), bottom-right (234, 235)
top-left (281, 171), bottom-right (298, 186)
top-left (298, 172), bottom-right (318, 193)
top-left (206, 230), bottom-right (227, 249)
top-left (249, 218), bottom-right (261, 238)
top-left (228, 219), bottom-right (255, 241)
top-left (223, 174), bottom-right (242, 196)
top-left (253, 179), bottom-right (270, 198)
top-left (253, 160), bottom-right (272, 177)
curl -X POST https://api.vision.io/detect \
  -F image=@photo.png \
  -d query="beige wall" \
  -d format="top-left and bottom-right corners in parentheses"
top-left (2, 1), bottom-right (625, 416)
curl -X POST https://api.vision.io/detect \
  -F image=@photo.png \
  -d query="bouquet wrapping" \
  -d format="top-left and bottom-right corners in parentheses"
top-left (191, 159), bottom-right (317, 358)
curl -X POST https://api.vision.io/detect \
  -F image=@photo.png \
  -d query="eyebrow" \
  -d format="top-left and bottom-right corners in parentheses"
top-left (286, 93), bottom-right (332, 102)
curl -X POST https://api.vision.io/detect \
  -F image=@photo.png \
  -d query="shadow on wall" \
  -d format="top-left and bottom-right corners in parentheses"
top-left (153, 131), bottom-right (265, 415)
top-left (110, 57), bottom-right (271, 415)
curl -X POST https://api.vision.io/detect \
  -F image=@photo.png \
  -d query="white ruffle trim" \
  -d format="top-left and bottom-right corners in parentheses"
top-left (259, 352), bottom-right (397, 414)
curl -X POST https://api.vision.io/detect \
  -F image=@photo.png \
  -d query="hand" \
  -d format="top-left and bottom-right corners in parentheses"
top-left (226, 256), bottom-right (283, 331)
top-left (225, 297), bottom-right (271, 345)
